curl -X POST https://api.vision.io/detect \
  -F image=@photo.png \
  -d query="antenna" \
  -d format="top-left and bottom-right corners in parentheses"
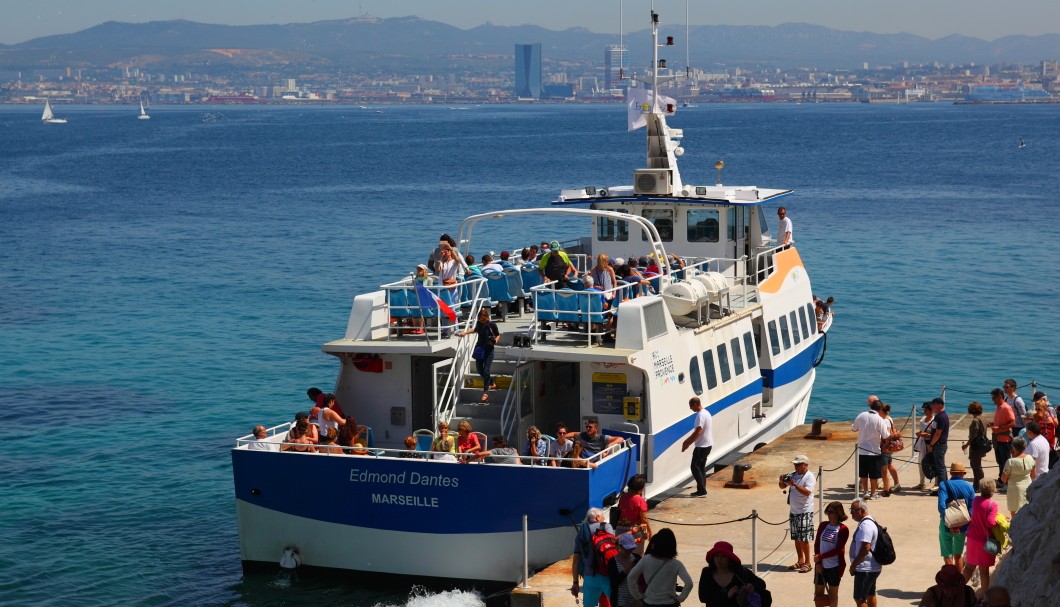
top-left (686, 0), bottom-right (690, 79)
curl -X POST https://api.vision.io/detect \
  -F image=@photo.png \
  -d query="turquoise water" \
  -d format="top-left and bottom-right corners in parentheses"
top-left (1, 103), bottom-right (1058, 605)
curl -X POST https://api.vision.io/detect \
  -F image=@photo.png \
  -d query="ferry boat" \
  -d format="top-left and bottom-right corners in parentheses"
top-left (232, 9), bottom-right (828, 588)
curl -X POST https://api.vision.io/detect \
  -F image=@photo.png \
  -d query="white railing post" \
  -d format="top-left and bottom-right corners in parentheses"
top-left (521, 514), bottom-right (530, 589)
top-left (751, 509), bottom-right (758, 576)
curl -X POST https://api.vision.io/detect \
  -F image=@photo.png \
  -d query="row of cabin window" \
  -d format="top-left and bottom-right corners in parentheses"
top-left (598, 208), bottom-right (769, 243)
top-left (766, 303), bottom-right (818, 357)
top-left (688, 330), bottom-right (759, 396)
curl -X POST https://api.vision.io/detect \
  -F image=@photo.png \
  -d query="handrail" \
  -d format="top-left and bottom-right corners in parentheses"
top-left (381, 276), bottom-right (489, 341)
top-left (435, 286), bottom-right (489, 426)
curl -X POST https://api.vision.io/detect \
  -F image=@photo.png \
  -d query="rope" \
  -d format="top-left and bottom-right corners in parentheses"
top-left (944, 381), bottom-right (1039, 395)
top-left (753, 513), bottom-right (789, 527)
top-left (756, 530), bottom-right (791, 564)
top-left (822, 446), bottom-right (856, 472)
top-left (647, 514), bottom-right (754, 527)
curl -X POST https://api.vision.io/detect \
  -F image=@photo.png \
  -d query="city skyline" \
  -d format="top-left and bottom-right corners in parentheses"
top-left (2, 0), bottom-right (1059, 46)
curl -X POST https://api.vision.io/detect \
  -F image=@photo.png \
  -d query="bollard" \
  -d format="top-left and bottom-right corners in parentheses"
top-left (804, 417), bottom-right (831, 440)
top-left (724, 463), bottom-right (757, 489)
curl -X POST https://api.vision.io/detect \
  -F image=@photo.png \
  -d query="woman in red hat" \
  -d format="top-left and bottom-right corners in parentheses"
top-left (697, 541), bottom-right (769, 606)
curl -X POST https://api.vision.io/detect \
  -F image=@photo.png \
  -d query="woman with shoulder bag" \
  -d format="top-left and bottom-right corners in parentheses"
top-left (458, 308), bottom-right (500, 402)
top-left (698, 541), bottom-right (770, 607)
top-left (961, 402), bottom-right (990, 491)
top-left (627, 529), bottom-right (693, 607)
top-left (879, 403), bottom-right (903, 495)
top-left (961, 480), bottom-right (999, 602)
top-left (812, 502), bottom-right (849, 607)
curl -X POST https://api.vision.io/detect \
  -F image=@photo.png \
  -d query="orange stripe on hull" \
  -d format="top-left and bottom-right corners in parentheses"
top-left (758, 248), bottom-right (805, 294)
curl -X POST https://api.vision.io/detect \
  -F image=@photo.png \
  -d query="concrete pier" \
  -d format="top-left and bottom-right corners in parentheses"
top-left (513, 413), bottom-right (987, 607)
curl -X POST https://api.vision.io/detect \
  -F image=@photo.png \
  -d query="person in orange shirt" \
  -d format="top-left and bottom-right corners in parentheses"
top-left (989, 388), bottom-right (1016, 488)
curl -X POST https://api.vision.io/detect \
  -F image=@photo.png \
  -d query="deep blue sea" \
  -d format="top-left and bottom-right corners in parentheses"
top-left (1, 102), bottom-right (1058, 605)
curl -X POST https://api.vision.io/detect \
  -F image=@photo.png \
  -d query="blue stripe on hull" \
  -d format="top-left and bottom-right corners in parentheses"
top-left (762, 336), bottom-right (823, 389)
top-left (232, 447), bottom-right (636, 534)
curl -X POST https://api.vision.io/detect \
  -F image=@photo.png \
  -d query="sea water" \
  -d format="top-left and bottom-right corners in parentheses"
top-left (1, 103), bottom-right (1058, 605)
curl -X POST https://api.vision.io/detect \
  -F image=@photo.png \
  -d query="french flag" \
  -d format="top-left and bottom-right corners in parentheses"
top-left (415, 282), bottom-right (457, 323)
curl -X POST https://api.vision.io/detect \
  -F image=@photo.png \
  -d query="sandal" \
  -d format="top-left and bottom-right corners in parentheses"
top-left (798, 563), bottom-right (812, 573)
top-left (789, 563), bottom-right (805, 571)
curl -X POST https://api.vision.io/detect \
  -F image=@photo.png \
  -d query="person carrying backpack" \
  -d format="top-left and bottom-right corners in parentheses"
top-left (538, 240), bottom-right (576, 288)
top-left (848, 499), bottom-right (885, 607)
top-left (572, 508), bottom-right (616, 607)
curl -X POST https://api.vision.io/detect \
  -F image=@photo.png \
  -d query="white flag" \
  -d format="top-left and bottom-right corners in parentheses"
top-left (626, 88), bottom-right (676, 131)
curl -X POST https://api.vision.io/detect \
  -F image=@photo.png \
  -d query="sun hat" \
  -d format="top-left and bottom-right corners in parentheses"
top-left (705, 541), bottom-right (741, 566)
top-left (935, 564), bottom-right (965, 586)
top-left (792, 454), bottom-right (809, 465)
top-left (613, 257), bottom-right (625, 266)
top-left (618, 533), bottom-right (638, 550)
top-left (949, 462), bottom-right (966, 475)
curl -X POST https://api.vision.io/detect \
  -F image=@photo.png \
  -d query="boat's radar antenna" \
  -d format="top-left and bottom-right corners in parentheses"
top-left (714, 160), bottom-right (725, 186)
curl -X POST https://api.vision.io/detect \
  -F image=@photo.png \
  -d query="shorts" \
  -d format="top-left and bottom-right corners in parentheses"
top-left (790, 511), bottom-right (814, 542)
top-left (939, 519), bottom-right (967, 557)
top-left (858, 454), bottom-right (882, 479)
top-left (580, 573), bottom-right (610, 607)
top-left (815, 566), bottom-right (842, 588)
top-left (852, 570), bottom-right (881, 602)
top-left (879, 453), bottom-right (892, 467)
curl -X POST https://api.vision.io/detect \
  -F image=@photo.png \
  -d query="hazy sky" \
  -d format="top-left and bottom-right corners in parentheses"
top-left (2, 0), bottom-right (1057, 45)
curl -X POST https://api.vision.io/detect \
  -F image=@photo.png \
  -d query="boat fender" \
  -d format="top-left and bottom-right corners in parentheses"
top-left (352, 354), bottom-right (383, 373)
top-left (279, 546), bottom-right (302, 570)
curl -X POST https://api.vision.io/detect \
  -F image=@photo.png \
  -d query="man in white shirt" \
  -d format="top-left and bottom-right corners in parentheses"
top-left (851, 396), bottom-right (889, 499)
top-left (480, 253), bottom-right (504, 274)
top-left (777, 206), bottom-right (793, 246)
top-left (1003, 378), bottom-right (1028, 431)
top-left (1023, 420), bottom-right (1050, 475)
top-left (848, 499), bottom-right (883, 607)
top-left (682, 397), bottom-right (714, 497)
top-left (247, 425), bottom-right (278, 451)
top-left (780, 454), bottom-right (816, 572)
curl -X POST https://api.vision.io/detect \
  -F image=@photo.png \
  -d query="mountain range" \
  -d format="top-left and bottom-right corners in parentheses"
top-left (1, 16), bottom-right (1058, 73)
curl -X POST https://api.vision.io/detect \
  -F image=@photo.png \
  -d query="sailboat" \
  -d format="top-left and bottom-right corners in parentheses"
top-left (138, 100), bottom-right (151, 120)
top-left (41, 99), bottom-right (67, 124)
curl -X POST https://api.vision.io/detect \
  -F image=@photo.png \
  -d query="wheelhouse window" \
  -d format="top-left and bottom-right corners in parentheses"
top-left (779, 316), bottom-right (792, 350)
top-left (597, 212), bottom-right (629, 242)
top-left (730, 337), bottom-right (745, 376)
top-left (689, 356), bottom-right (703, 395)
top-left (641, 208), bottom-right (674, 242)
top-left (703, 350), bottom-right (719, 389)
top-left (687, 209), bottom-right (720, 242)
top-left (743, 332), bottom-right (758, 370)
top-left (717, 344), bottom-right (732, 382)
top-left (789, 311), bottom-right (802, 345)
top-left (768, 320), bottom-right (781, 355)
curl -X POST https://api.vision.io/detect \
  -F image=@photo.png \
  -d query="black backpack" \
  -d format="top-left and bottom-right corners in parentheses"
top-left (869, 519), bottom-right (896, 565)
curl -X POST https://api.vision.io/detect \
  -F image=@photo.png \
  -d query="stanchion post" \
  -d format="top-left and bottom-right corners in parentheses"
top-left (521, 514), bottom-right (529, 589)
top-left (854, 444), bottom-right (860, 499)
top-left (751, 509), bottom-right (758, 576)
top-left (818, 465), bottom-right (824, 525)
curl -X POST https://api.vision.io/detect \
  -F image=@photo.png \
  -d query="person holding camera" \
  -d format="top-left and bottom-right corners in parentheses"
top-left (780, 454), bottom-right (817, 573)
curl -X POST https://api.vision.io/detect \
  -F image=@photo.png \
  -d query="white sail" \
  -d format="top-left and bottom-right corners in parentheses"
top-left (138, 100), bottom-right (150, 120)
top-left (42, 100), bottom-right (54, 121)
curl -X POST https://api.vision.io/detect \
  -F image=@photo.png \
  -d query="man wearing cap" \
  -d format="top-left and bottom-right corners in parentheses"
top-left (608, 533), bottom-right (642, 607)
top-left (682, 397), bottom-right (714, 497)
top-left (780, 454), bottom-right (816, 572)
top-left (936, 463), bottom-right (975, 572)
top-left (851, 398), bottom-right (890, 500)
top-left (538, 240), bottom-right (576, 288)
top-left (927, 398), bottom-right (951, 492)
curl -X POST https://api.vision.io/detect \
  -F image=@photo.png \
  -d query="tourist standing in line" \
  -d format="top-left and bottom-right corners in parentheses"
top-left (936, 463), bottom-right (975, 572)
top-left (813, 501), bottom-right (850, 607)
top-left (914, 402), bottom-right (936, 490)
top-left (851, 397), bottom-right (889, 499)
top-left (927, 398), bottom-right (951, 493)
top-left (848, 499), bottom-right (883, 607)
top-left (999, 437), bottom-right (1036, 518)
top-left (961, 401), bottom-right (989, 491)
top-left (779, 454), bottom-right (816, 573)
top-left (777, 206), bottom-right (793, 246)
top-left (989, 389), bottom-right (1016, 489)
top-left (626, 528), bottom-right (693, 607)
top-left (571, 508), bottom-right (614, 607)
top-left (607, 533), bottom-right (642, 607)
top-left (878, 403), bottom-right (902, 496)
top-left (1002, 379), bottom-right (1027, 431)
top-left (1021, 420), bottom-right (1050, 476)
top-left (697, 540), bottom-right (769, 607)
top-left (1030, 393), bottom-right (1058, 468)
top-left (616, 474), bottom-right (651, 551)
top-left (682, 397), bottom-right (714, 497)
top-left (961, 480), bottom-right (999, 600)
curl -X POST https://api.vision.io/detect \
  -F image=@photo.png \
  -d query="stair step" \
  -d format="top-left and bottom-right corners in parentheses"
top-left (455, 401), bottom-right (504, 420)
top-left (464, 376), bottom-right (512, 390)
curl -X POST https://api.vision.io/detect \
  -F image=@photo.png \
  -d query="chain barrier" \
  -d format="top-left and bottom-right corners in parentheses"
top-left (647, 513), bottom-right (754, 527)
